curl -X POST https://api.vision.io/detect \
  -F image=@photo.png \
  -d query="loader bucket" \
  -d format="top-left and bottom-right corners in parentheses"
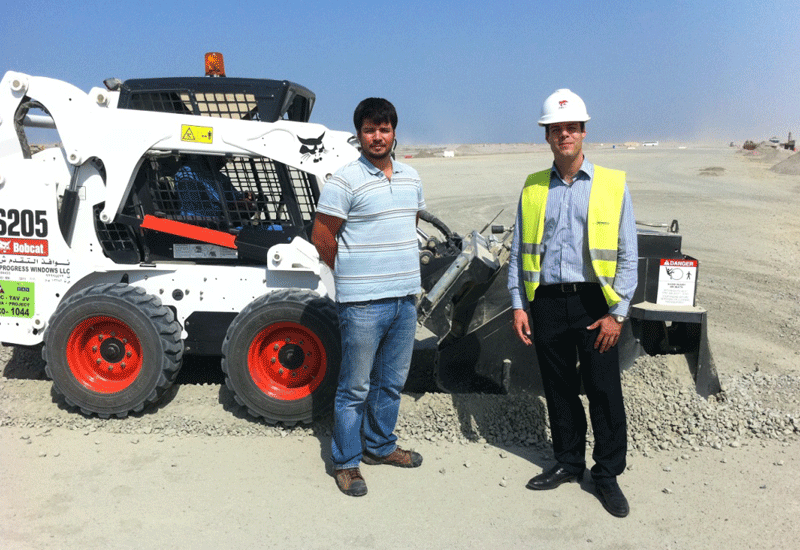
top-left (411, 217), bottom-right (721, 399)
top-left (627, 303), bottom-right (720, 397)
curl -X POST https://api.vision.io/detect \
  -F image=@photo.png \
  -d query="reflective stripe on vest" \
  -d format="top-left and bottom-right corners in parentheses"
top-left (520, 165), bottom-right (626, 306)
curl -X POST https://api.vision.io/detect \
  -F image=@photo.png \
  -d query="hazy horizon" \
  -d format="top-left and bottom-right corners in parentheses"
top-left (4, 1), bottom-right (798, 145)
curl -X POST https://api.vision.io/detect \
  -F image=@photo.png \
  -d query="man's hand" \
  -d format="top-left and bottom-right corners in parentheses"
top-left (513, 309), bottom-right (532, 346)
top-left (587, 314), bottom-right (622, 353)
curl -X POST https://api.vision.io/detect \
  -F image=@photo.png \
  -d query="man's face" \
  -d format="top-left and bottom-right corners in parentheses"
top-left (357, 119), bottom-right (395, 162)
top-left (546, 121), bottom-right (586, 161)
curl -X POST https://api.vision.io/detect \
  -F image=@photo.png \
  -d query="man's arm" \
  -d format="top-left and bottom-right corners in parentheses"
top-left (507, 197), bottom-right (529, 311)
top-left (608, 187), bottom-right (638, 317)
top-left (311, 212), bottom-right (344, 270)
top-left (508, 198), bottom-right (532, 346)
top-left (588, 185), bottom-right (638, 352)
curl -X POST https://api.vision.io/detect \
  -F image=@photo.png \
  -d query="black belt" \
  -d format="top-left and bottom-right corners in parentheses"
top-left (341, 295), bottom-right (415, 306)
top-left (535, 282), bottom-right (599, 297)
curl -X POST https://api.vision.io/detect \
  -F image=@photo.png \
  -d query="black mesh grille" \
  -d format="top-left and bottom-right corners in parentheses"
top-left (94, 205), bottom-right (140, 263)
top-left (118, 77), bottom-right (315, 123)
top-left (129, 92), bottom-right (258, 120)
top-left (134, 154), bottom-right (316, 229)
top-left (126, 90), bottom-right (259, 120)
top-left (285, 166), bottom-right (316, 222)
top-left (195, 92), bottom-right (259, 120)
top-left (127, 91), bottom-right (194, 115)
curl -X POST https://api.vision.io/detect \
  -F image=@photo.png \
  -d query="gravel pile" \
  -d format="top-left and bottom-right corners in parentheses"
top-left (395, 355), bottom-right (800, 456)
top-left (1, 345), bottom-right (798, 457)
top-left (771, 150), bottom-right (800, 175)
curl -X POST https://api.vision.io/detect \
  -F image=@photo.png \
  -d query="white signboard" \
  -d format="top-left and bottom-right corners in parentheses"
top-left (656, 258), bottom-right (697, 306)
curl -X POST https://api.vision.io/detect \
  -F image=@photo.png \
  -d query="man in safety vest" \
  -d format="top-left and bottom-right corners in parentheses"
top-left (507, 89), bottom-right (638, 518)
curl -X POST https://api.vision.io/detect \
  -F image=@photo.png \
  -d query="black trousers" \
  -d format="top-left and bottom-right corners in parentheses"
top-left (531, 283), bottom-right (627, 478)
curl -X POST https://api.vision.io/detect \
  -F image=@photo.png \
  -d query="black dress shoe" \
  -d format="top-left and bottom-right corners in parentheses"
top-left (526, 464), bottom-right (584, 490)
top-left (594, 477), bottom-right (629, 517)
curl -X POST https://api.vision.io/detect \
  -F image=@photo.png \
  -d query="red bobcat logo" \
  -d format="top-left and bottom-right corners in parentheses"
top-left (559, 100), bottom-right (568, 108)
top-left (0, 238), bottom-right (48, 256)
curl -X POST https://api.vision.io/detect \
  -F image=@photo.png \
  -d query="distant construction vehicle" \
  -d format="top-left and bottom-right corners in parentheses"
top-left (783, 132), bottom-right (795, 151)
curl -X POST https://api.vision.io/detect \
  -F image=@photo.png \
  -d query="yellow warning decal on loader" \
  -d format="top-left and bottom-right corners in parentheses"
top-left (181, 125), bottom-right (213, 144)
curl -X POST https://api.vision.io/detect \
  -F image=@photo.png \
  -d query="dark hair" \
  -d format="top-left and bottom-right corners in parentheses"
top-left (544, 121), bottom-right (585, 138)
top-left (353, 98), bottom-right (398, 132)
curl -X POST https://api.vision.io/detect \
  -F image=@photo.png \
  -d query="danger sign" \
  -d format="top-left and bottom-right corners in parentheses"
top-left (656, 258), bottom-right (697, 306)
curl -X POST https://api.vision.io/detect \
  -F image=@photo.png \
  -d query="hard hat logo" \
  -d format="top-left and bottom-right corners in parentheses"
top-left (538, 89), bottom-right (590, 126)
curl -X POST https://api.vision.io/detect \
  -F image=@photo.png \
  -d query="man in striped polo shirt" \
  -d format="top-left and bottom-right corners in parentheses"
top-left (312, 98), bottom-right (425, 497)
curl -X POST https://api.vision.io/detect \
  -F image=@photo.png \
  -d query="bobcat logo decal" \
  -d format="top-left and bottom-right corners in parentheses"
top-left (0, 240), bottom-right (10, 253)
top-left (299, 133), bottom-right (326, 163)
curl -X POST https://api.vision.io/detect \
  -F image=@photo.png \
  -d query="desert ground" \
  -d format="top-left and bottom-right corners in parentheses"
top-left (2, 143), bottom-right (799, 549)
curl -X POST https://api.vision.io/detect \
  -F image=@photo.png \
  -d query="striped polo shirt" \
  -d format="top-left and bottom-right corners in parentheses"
top-left (316, 156), bottom-right (426, 303)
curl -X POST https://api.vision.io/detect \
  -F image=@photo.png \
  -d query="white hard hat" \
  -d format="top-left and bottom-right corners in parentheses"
top-left (537, 89), bottom-right (590, 126)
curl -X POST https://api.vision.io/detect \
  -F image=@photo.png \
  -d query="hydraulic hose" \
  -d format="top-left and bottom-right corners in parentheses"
top-left (419, 210), bottom-right (454, 241)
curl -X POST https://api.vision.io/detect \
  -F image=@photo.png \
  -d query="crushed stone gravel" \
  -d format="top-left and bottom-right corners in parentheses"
top-left (2, 344), bottom-right (797, 458)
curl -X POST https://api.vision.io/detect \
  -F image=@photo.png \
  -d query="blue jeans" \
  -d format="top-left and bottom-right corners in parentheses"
top-left (331, 296), bottom-right (416, 469)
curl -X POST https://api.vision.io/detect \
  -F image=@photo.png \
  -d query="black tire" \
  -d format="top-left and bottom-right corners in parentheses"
top-left (221, 289), bottom-right (340, 425)
top-left (42, 283), bottom-right (183, 418)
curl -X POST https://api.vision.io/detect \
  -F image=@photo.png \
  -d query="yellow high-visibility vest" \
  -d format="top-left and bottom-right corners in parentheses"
top-left (520, 166), bottom-right (626, 306)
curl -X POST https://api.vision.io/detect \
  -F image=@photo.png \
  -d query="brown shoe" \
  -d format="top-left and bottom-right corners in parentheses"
top-left (335, 467), bottom-right (367, 497)
top-left (362, 447), bottom-right (423, 468)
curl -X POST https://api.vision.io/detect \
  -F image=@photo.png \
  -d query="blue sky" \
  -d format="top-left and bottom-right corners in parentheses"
top-left (3, 0), bottom-right (798, 144)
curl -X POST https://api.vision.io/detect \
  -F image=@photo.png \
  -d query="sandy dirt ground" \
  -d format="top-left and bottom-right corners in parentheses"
top-left (2, 144), bottom-right (799, 550)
